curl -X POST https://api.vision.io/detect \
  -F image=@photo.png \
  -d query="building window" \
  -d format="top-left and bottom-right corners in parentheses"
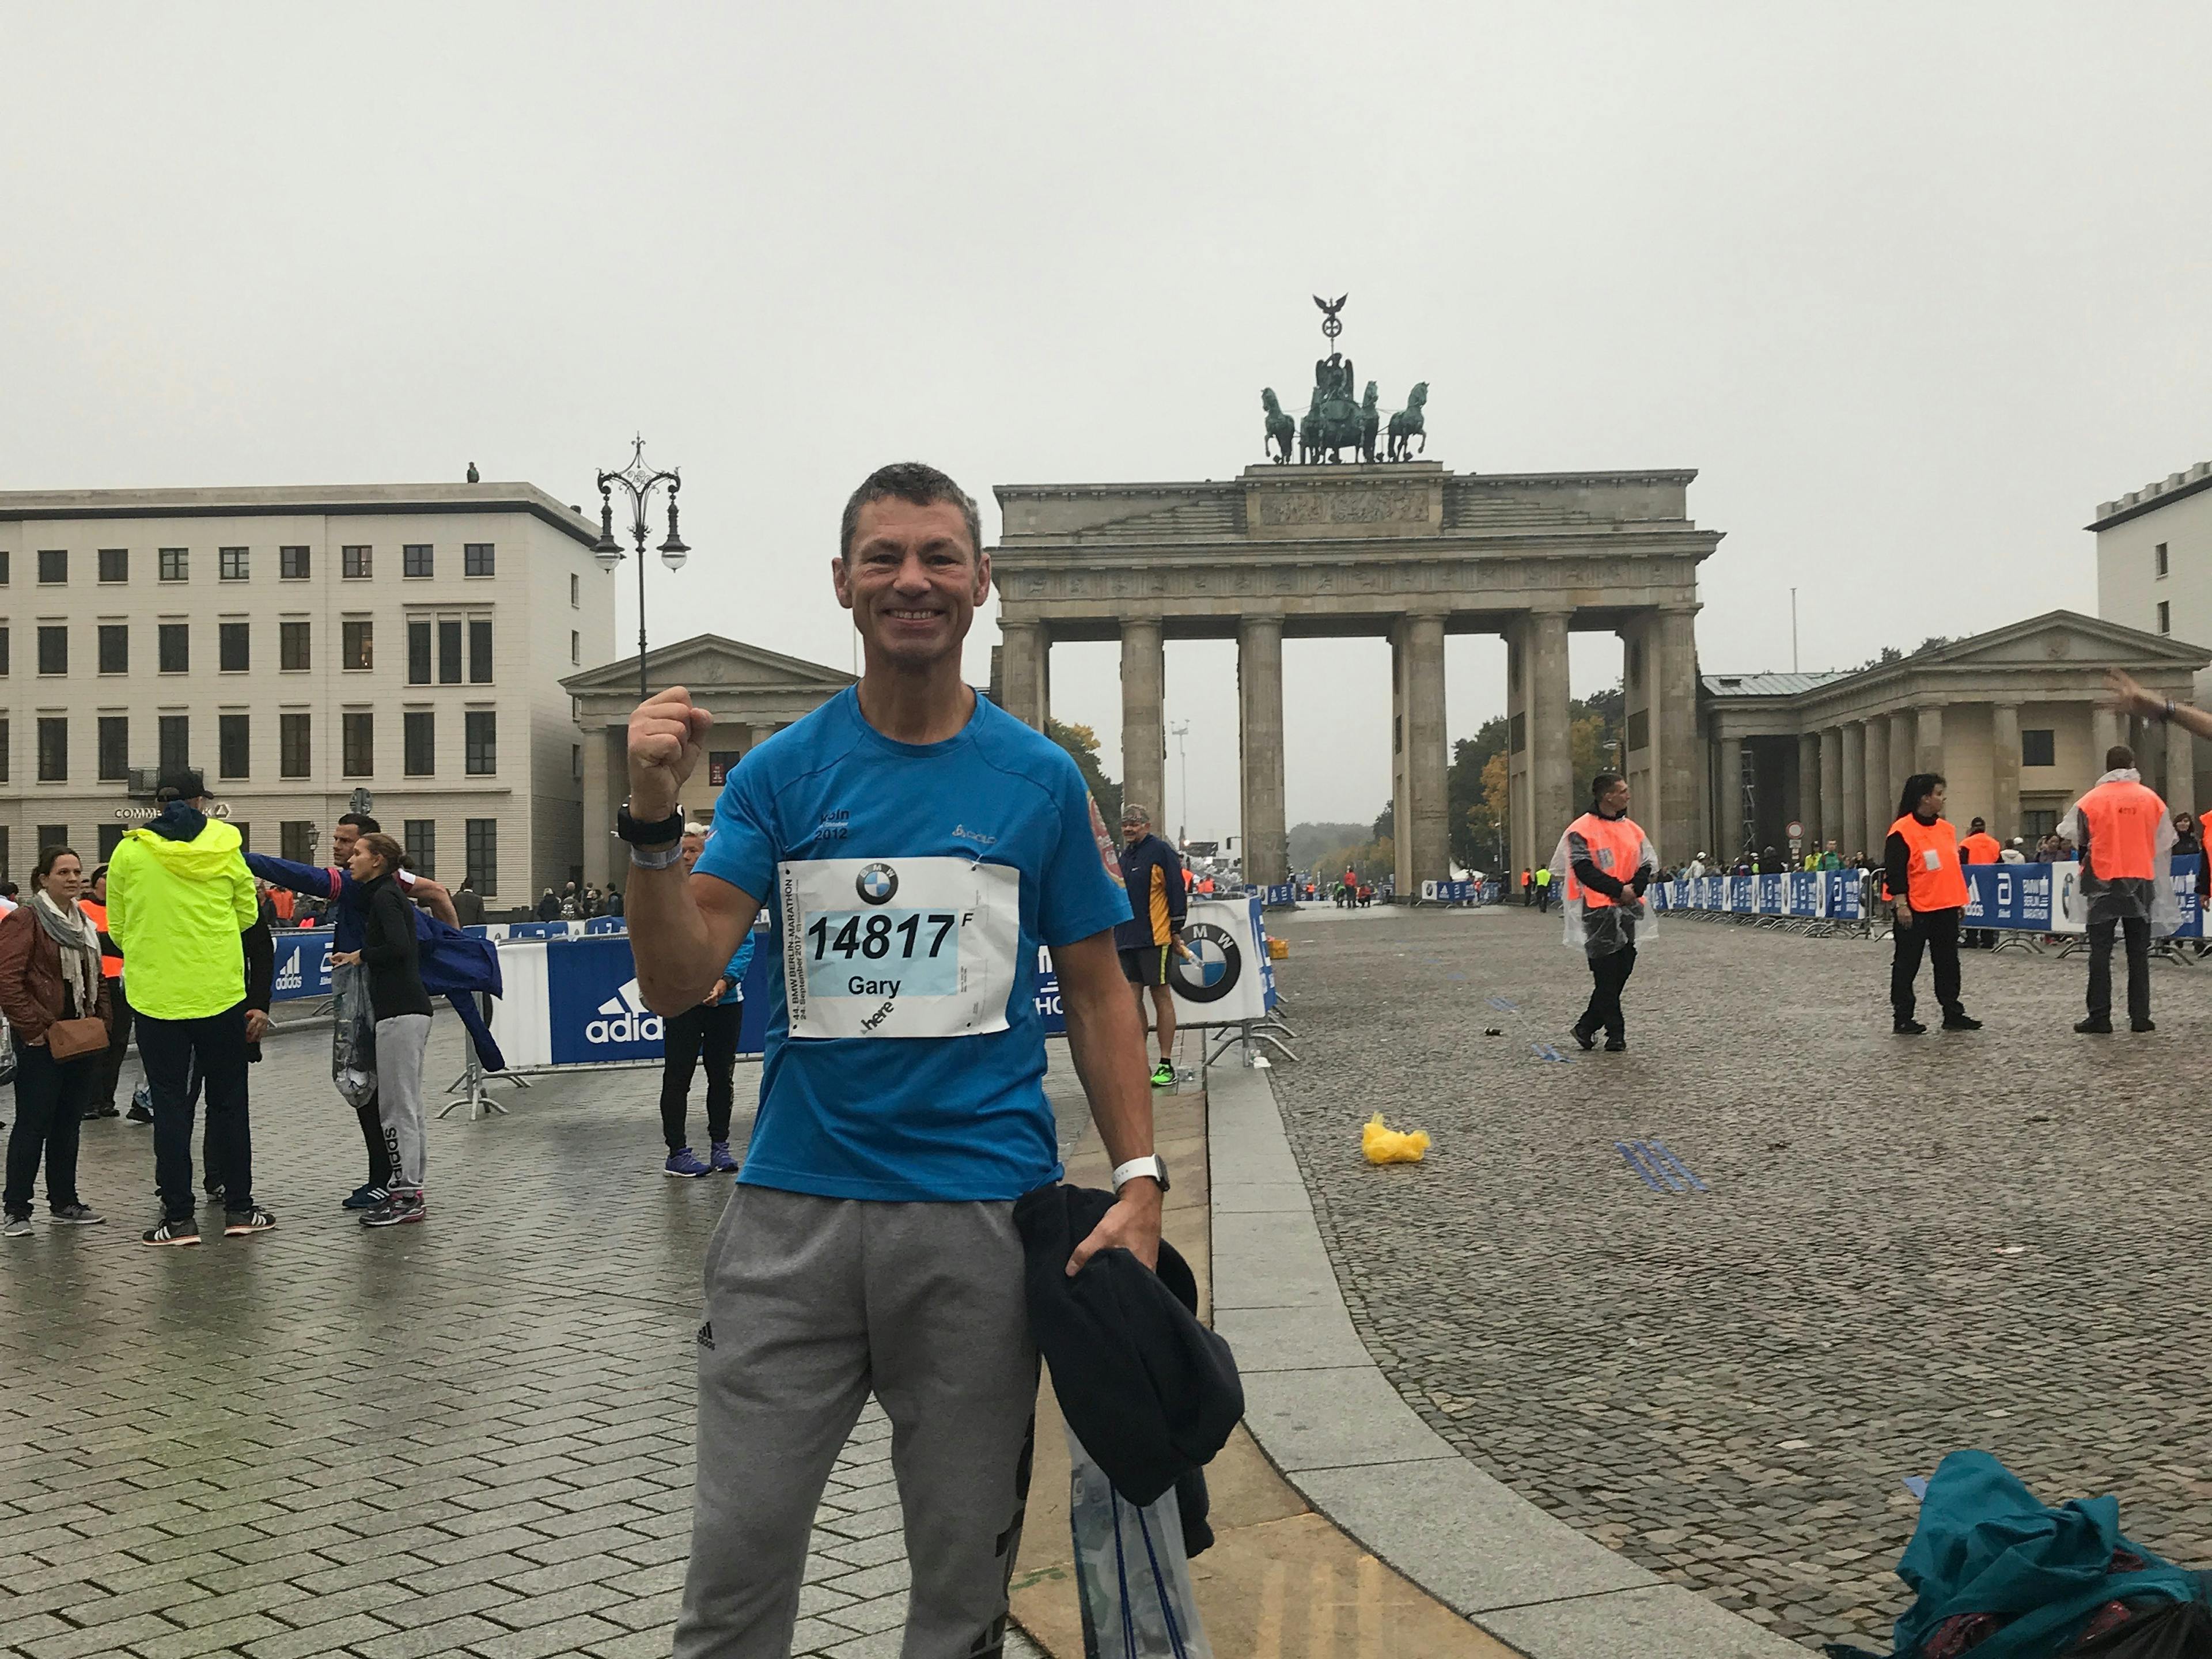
top-left (342, 620), bottom-right (373, 671)
top-left (0, 550), bottom-right (9, 584)
top-left (98, 547), bottom-right (128, 584)
top-left (2022, 728), bottom-right (2056, 768)
top-left (0, 626), bottom-right (7, 675)
top-left (37, 625), bottom-right (67, 676)
top-left (219, 621), bottom-right (250, 672)
top-left (440, 619), bottom-right (464, 684)
top-left (342, 544), bottom-right (372, 579)
top-left (281, 713), bottom-right (312, 778)
top-left (98, 624), bottom-right (128, 675)
top-left (466, 818), bottom-right (498, 894)
top-left (464, 542), bottom-right (495, 577)
top-left (158, 715), bottom-right (190, 777)
top-left (37, 548), bottom-right (67, 585)
top-left (230, 821), bottom-right (251, 852)
top-left (158, 623), bottom-right (189, 673)
top-left (159, 547), bottom-right (188, 582)
top-left (281, 821), bottom-right (317, 862)
top-left (0, 721), bottom-right (8, 783)
top-left (37, 718), bottom-right (68, 781)
top-left (407, 620), bottom-right (432, 685)
top-left (570, 573), bottom-right (581, 608)
top-left (2156, 542), bottom-right (2169, 578)
top-left (99, 716), bottom-right (129, 781)
top-left (571, 630), bottom-right (581, 665)
top-left (403, 544), bottom-right (434, 579)
top-left (404, 710), bottom-right (435, 776)
top-left (404, 819), bottom-right (436, 877)
top-left (36, 824), bottom-right (69, 857)
top-left (281, 620), bottom-right (310, 671)
top-left (465, 710), bottom-right (497, 775)
top-left (2157, 600), bottom-right (2171, 636)
top-left (343, 712), bottom-right (374, 776)
top-left (280, 545), bottom-right (310, 579)
top-left (219, 713), bottom-right (250, 779)
top-left (97, 824), bottom-right (124, 863)
top-left (219, 546), bottom-right (249, 581)
top-left (571, 743), bottom-right (582, 780)
top-left (469, 618), bottom-right (493, 683)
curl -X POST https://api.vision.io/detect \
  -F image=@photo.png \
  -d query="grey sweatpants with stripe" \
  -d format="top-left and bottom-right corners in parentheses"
top-left (675, 1185), bottom-right (1037, 1659)
top-left (372, 1013), bottom-right (431, 1192)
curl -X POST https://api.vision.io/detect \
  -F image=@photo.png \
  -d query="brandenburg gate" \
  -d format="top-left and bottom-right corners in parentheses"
top-left (989, 462), bottom-right (1720, 890)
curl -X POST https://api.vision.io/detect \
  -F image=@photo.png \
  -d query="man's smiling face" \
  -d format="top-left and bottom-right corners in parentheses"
top-left (833, 497), bottom-right (989, 670)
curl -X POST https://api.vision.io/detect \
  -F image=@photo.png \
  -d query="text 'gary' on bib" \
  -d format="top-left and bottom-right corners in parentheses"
top-left (778, 856), bottom-right (1021, 1039)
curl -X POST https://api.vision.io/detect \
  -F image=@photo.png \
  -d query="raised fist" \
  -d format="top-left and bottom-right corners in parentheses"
top-left (628, 687), bottom-right (714, 820)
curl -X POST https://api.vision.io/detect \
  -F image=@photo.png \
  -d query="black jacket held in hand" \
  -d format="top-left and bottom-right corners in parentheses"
top-left (1014, 1183), bottom-right (1243, 1510)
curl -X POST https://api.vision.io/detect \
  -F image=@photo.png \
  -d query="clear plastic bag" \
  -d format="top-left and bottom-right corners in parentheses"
top-left (331, 961), bottom-right (377, 1109)
top-left (1067, 1427), bottom-right (1213, 1659)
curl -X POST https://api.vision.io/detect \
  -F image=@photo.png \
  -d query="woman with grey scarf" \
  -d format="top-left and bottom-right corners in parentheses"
top-left (0, 845), bottom-right (113, 1233)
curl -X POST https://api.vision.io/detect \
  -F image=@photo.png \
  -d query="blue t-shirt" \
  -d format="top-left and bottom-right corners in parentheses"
top-left (695, 687), bottom-right (1130, 1202)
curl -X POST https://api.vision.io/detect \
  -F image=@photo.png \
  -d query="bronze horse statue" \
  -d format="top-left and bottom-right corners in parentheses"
top-left (1298, 378), bottom-right (1381, 464)
top-left (1261, 388), bottom-right (1295, 463)
top-left (1387, 382), bottom-right (1429, 461)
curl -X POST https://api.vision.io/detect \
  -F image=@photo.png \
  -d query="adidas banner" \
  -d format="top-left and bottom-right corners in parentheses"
top-left (486, 933), bottom-right (775, 1069)
top-left (270, 930), bottom-right (336, 1002)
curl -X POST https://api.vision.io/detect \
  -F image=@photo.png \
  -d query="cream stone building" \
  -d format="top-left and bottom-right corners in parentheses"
top-left (0, 483), bottom-right (614, 903)
top-left (2093, 457), bottom-right (2212, 806)
top-left (1699, 611), bottom-right (2207, 861)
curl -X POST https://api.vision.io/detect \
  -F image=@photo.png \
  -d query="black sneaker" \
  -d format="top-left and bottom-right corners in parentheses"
top-left (125, 1102), bottom-right (154, 1124)
top-left (2131, 1018), bottom-right (2156, 1033)
top-left (1570, 1026), bottom-right (1596, 1051)
top-left (203, 1180), bottom-right (225, 1202)
top-left (1893, 1018), bottom-right (1927, 1035)
top-left (51, 1205), bottom-right (104, 1226)
top-left (361, 1192), bottom-right (426, 1228)
top-left (223, 1208), bottom-right (276, 1237)
top-left (342, 1183), bottom-right (391, 1211)
top-left (2, 1213), bottom-right (31, 1240)
top-left (2074, 1016), bottom-right (2113, 1035)
top-left (142, 1217), bottom-right (200, 1247)
top-left (1604, 1036), bottom-right (1627, 1052)
top-left (1941, 1011), bottom-right (1983, 1031)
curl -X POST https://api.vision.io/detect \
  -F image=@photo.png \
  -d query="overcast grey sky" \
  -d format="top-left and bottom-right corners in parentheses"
top-left (5, 3), bottom-right (2207, 843)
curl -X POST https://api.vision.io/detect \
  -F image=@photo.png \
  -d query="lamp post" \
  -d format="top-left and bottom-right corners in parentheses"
top-left (1169, 721), bottom-right (1190, 844)
top-left (593, 435), bottom-right (690, 704)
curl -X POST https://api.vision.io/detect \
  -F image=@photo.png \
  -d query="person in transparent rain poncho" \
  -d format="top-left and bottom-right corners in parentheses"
top-left (2057, 743), bottom-right (2180, 1035)
top-left (1551, 772), bottom-right (1658, 1052)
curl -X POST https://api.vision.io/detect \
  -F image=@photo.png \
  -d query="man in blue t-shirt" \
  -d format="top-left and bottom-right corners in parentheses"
top-left (622, 463), bottom-right (1162, 1659)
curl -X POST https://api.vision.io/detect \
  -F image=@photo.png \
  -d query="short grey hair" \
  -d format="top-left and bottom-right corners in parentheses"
top-left (1121, 804), bottom-right (1151, 824)
top-left (839, 461), bottom-right (982, 564)
top-left (683, 822), bottom-right (711, 839)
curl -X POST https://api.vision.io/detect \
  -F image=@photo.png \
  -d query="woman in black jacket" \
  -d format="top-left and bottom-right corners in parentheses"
top-left (333, 833), bottom-right (433, 1228)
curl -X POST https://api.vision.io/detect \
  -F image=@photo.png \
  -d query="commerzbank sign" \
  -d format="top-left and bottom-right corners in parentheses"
top-left (112, 802), bottom-right (234, 820)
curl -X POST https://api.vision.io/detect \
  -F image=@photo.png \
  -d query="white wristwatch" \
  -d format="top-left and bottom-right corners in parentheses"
top-left (1111, 1155), bottom-right (1171, 1194)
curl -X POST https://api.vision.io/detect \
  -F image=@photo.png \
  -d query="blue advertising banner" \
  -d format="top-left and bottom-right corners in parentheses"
top-left (1728, 876), bottom-right (1753, 914)
top-left (1262, 883), bottom-right (1298, 907)
top-left (2173, 854), bottom-right (2202, 938)
top-left (1034, 944), bottom-right (1066, 1039)
top-left (1824, 870), bottom-right (1862, 919)
top-left (1755, 873), bottom-right (1783, 914)
top-left (270, 930), bottom-right (335, 1002)
top-left (1963, 863), bottom-right (2061, 931)
top-left (1786, 872), bottom-right (1823, 918)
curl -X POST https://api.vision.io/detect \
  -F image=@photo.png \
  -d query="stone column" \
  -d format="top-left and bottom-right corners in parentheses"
top-left (1916, 703), bottom-right (1945, 776)
top-left (998, 619), bottom-right (1046, 730)
top-left (1864, 715), bottom-right (1891, 852)
top-left (1237, 617), bottom-right (1288, 886)
top-left (1991, 703), bottom-right (2021, 842)
top-left (1656, 605), bottom-right (1701, 865)
top-left (1819, 729), bottom-right (1843, 855)
top-left (2166, 717), bottom-right (2196, 818)
top-left (1889, 710), bottom-right (1916, 805)
top-left (1839, 722), bottom-right (1865, 857)
top-left (1716, 734), bottom-right (1744, 861)
top-left (1403, 612), bottom-right (1450, 887)
top-left (1528, 607), bottom-right (1573, 855)
top-left (2091, 704), bottom-right (2125, 763)
top-left (581, 721), bottom-right (613, 893)
top-left (1797, 731), bottom-right (1822, 847)
top-left (1119, 619), bottom-right (1165, 832)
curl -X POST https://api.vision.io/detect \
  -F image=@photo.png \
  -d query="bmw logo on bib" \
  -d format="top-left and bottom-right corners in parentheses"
top-left (855, 862), bottom-right (899, 905)
top-left (1169, 922), bottom-right (1241, 1004)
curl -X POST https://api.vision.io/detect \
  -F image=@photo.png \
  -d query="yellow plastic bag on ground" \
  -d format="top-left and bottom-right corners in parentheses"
top-left (1362, 1112), bottom-right (1430, 1165)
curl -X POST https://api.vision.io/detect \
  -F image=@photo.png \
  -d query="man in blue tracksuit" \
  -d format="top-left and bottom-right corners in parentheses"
top-left (245, 812), bottom-right (460, 1209)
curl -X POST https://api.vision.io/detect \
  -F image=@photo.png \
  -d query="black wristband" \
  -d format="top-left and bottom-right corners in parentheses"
top-left (616, 803), bottom-right (685, 846)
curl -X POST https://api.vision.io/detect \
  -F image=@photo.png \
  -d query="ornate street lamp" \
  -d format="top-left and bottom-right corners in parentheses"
top-left (593, 434), bottom-right (690, 703)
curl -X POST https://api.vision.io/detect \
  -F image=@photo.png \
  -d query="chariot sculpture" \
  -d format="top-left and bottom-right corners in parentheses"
top-left (1261, 297), bottom-right (1431, 465)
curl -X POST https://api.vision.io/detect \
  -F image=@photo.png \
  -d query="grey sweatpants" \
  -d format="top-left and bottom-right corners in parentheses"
top-left (675, 1185), bottom-right (1038, 1659)
top-left (372, 1013), bottom-right (431, 1192)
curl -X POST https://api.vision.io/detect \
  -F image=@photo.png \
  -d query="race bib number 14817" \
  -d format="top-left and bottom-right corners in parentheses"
top-left (778, 856), bottom-right (1020, 1039)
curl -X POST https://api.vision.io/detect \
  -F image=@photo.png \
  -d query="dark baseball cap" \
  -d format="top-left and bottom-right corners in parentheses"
top-left (156, 768), bottom-right (208, 801)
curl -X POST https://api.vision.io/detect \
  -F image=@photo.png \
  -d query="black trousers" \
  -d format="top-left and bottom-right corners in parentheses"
top-left (1891, 906), bottom-right (1963, 1021)
top-left (94, 974), bottom-right (132, 1112)
top-left (1577, 946), bottom-right (1637, 1041)
top-left (5, 1039), bottom-right (95, 1215)
top-left (2086, 915), bottom-right (2152, 1025)
top-left (138, 1003), bottom-right (252, 1221)
top-left (660, 1001), bottom-right (742, 1152)
top-left (357, 1095), bottom-right (393, 1189)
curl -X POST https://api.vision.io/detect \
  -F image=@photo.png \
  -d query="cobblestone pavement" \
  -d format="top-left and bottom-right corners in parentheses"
top-left (0, 1018), bottom-right (1054, 1659)
top-left (1267, 903), bottom-right (2212, 1653)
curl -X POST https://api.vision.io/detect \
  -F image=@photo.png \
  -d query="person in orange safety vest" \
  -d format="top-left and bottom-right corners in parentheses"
top-left (1884, 773), bottom-right (1982, 1036)
top-left (1958, 816), bottom-right (2002, 950)
top-left (1552, 772), bottom-right (1658, 1052)
top-left (2057, 743), bottom-right (2178, 1034)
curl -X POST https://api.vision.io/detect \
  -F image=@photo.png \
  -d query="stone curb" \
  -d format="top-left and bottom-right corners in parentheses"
top-left (1208, 1061), bottom-right (1804, 1659)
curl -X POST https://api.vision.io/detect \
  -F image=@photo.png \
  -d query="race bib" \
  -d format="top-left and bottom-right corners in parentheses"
top-left (779, 856), bottom-right (1021, 1039)
top-left (1923, 849), bottom-right (1941, 871)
